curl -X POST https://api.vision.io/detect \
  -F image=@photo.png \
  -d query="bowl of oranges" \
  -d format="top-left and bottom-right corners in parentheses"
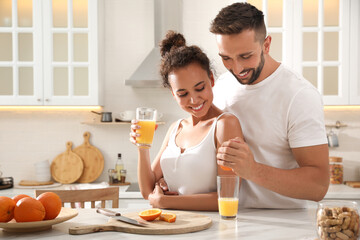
top-left (0, 192), bottom-right (78, 232)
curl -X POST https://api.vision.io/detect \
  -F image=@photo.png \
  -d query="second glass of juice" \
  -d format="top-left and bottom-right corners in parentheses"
top-left (135, 107), bottom-right (157, 148)
top-left (217, 175), bottom-right (239, 219)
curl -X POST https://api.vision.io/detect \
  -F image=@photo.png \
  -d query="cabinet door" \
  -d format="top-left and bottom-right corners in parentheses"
top-left (295, 0), bottom-right (350, 106)
top-left (0, 0), bottom-right (43, 105)
top-left (349, 0), bottom-right (360, 104)
top-left (248, 0), bottom-right (351, 106)
top-left (42, 0), bottom-right (100, 106)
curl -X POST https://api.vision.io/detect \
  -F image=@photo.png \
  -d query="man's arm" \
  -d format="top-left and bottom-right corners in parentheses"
top-left (217, 139), bottom-right (329, 201)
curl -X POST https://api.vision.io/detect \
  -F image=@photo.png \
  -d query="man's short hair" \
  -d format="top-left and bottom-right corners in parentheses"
top-left (210, 2), bottom-right (267, 43)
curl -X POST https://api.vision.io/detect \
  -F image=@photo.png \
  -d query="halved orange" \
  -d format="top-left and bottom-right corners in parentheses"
top-left (138, 209), bottom-right (162, 221)
top-left (159, 212), bottom-right (176, 223)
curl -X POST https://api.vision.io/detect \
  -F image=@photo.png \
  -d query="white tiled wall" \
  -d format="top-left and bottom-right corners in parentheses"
top-left (1, 0), bottom-right (360, 185)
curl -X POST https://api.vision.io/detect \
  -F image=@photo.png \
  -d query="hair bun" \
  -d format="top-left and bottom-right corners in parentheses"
top-left (159, 31), bottom-right (186, 58)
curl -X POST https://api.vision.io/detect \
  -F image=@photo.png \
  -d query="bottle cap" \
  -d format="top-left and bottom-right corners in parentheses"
top-left (118, 153), bottom-right (122, 158)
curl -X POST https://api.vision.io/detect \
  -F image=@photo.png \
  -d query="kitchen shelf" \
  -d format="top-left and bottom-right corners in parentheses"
top-left (81, 121), bottom-right (165, 125)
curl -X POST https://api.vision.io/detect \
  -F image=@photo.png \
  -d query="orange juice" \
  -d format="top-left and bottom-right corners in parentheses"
top-left (218, 197), bottom-right (238, 218)
top-left (136, 120), bottom-right (156, 146)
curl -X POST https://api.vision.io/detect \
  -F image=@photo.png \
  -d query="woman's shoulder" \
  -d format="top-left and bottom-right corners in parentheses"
top-left (215, 113), bottom-right (243, 142)
top-left (167, 119), bottom-right (182, 131)
top-left (216, 112), bottom-right (240, 125)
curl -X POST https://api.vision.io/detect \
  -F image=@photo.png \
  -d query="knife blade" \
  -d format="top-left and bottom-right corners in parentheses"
top-left (96, 208), bottom-right (148, 227)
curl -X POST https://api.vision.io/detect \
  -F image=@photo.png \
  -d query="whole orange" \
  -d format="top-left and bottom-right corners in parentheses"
top-left (12, 194), bottom-right (31, 204)
top-left (37, 192), bottom-right (62, 220)
top-left (14, 197), bottom-right (45, 222)
top-left (0, 196), bottom-right (16, 222)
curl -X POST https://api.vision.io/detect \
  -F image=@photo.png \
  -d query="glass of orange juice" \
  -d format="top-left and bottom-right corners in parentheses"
top-left (217, 175), bottom-right (239, 219)
top-left (135, 107), bottom-right (157, 148)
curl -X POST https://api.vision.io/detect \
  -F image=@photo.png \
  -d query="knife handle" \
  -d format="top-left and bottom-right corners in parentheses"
top-left (96, 208), bottom-right (121, 216)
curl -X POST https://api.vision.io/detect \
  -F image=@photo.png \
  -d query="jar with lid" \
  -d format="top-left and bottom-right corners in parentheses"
top-left (316, 200), bottom-right (359, 240)
top-left (108, 169), bottom-right (117, 184)
top-left (120, 169), bottom-right (127, 183)
top-left (329, 156), bottom-right (343, 184)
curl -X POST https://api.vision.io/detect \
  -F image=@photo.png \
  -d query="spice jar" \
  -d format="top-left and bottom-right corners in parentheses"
top-left (108, 169), bottom-right (117, 184)
top-left (316, 200), bottom-right (359, 240)
top-left (329, 156), bottom-right (343, 184)
top-left (120, 169), bottom-right (127, 183)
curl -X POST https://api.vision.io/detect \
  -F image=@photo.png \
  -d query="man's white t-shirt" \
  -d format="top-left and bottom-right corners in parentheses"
top-left (213, 64), bottom-right (328, 208)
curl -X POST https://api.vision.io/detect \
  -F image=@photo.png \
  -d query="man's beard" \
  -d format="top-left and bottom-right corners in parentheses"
top-left (230, 51), bottom-right (265, 85)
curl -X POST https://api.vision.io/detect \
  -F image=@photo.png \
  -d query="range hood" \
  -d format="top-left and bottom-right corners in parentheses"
top-left (125, 0), bottom-right (182, 87)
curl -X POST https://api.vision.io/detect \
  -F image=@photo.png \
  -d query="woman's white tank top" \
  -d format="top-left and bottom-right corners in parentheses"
top-left (160, 113), bottom-right (227, 195)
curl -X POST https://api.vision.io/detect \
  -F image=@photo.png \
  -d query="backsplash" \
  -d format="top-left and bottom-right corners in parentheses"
top-left (325, 109), bottom-right (360, 181)
top-left (1, 0), bottom-right (360, 185)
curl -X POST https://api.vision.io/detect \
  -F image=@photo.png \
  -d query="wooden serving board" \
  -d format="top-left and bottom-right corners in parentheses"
top-left (69, 210), bottom-right (212, 235)
top-left (345, 181), bottom-right (360, 188)
top-left (51, 142), bottom-right (84, 184)
top-left (19, 180), bottom-right (54, 186)
top-left (73, 132), bottom-right (104, 183)
top-left (109, 182), bottom-right (131, 186)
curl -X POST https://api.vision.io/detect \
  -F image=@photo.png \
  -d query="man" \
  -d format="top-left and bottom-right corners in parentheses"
top-left (211, 2), bottom-right (329, 208)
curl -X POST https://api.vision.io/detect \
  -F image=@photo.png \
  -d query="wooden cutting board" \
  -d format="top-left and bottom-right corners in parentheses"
top-left (51, 142), bottom-right (84, 184)
top-left (19, 180), bottom-right (54, 186)
top-left (345, 181), bottom-right (360, 188)
top-left (69, 210), bottom-right (212, 235)
top-left (73, 132), bottom-right (104, 183)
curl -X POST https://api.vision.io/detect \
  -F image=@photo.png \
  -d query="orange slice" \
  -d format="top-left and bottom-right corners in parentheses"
top-left (138, 208), bottom-right (162, 221)
top-left (220, 166), bottom-right (232, 171)
top-left (159, 212), bottom-right (176, 223)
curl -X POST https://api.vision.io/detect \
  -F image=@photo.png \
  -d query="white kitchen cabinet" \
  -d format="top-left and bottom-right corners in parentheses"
top-left (0, 0), bottom-right (103, 106)
top-left (248, 0), bottom-right (360, 105)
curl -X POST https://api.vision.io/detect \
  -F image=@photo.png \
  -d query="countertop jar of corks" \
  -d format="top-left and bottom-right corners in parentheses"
top-left (329, 156), bottom-right (343, 184)
top-left (317, 200), bottom-right (359, 240)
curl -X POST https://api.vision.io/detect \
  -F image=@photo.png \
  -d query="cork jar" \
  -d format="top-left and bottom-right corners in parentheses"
top-left (317, 200), bottom-right (359, 240)
top-left (329, 157), bottom-right (343, 184)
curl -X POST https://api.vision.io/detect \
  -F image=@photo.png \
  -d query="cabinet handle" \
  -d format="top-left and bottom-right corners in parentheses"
top-left (45, 99), bottom-right (50, 102)
top-left (37, 98), bottom-right (41, 102)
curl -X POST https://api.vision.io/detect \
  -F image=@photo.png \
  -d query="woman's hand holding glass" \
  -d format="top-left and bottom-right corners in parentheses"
top-left (129, 119), bottom-right (141, 146)
top-left (129, 107), bottom-right (157, 148)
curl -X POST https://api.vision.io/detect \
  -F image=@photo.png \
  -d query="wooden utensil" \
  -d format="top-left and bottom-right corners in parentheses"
top-left (19, 180), bottom-right (54, 186)
top-left (73, 132), bottom-right (104, 183)
top-left (51, 142), bottom-right (84, 184)
top-left (345, 181), bottom-right (360, 188)
top-left (69, 210), bottom-right (212, 235)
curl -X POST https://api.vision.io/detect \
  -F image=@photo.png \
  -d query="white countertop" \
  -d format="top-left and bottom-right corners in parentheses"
top-left (324, 183), bottom-right (360, 199)
top-left (2, 182), bottom-right (360, 239)
top-left (0, 203), bottom-right (319, 240)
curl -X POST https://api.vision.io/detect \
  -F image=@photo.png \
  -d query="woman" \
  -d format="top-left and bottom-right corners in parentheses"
top-left (130, 31), bottom-right (244, 211)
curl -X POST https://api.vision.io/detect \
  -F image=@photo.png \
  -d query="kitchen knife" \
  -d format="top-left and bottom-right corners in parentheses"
top-left (96, 208), bottom-right (148, 227)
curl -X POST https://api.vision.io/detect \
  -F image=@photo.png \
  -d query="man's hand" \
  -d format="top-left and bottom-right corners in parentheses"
top-left (216, 137), bottom-right (257, 179)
